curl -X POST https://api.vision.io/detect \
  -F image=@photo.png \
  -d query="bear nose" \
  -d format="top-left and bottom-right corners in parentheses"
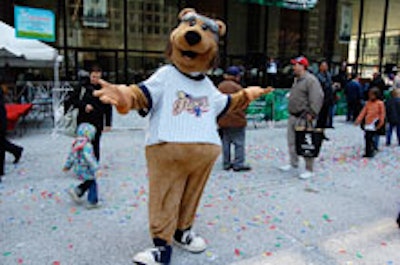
top-left (184, 31), bottom-right (202, 46)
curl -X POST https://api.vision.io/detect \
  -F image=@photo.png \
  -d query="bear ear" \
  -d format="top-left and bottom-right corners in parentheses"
top-left (178, 8), bottom-right (196, 20)
top-left (215, 20), bottom-right (226, 37)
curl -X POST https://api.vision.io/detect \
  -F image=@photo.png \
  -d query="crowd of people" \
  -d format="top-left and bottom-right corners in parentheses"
top-left (2, 57), bottom-right (400, 264)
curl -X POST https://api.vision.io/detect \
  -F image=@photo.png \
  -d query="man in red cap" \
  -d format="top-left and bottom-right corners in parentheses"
top-left (280, 56), bottom-right (324, 179)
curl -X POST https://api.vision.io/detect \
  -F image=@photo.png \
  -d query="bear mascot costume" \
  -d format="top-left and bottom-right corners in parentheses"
top-left (95, 8), bottom-right (273, 265)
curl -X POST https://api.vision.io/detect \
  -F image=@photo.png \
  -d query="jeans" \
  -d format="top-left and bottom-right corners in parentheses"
top-left (220, 127), bottom-right (246, 169)
top-left (373, 134), bottom-right (380, 150)
top-left (76, 179), bottom-right (98, 204)
top-left (386, 123), bottom-right (400, 145)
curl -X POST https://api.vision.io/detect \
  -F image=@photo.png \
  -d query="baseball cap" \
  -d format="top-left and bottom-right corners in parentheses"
top-left (226, 66), bottom-right (241, 76)
top-left (291, 56), bottom-right (309, 68)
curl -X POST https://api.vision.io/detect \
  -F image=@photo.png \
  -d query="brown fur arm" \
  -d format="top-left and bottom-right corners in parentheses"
top-left (95, 80), bottom-right (149, 114)
top-left (228, 90), bottom-right (252, 113)
top-left (120, 85), bottom-right (149, 112)
top-left (228, 87), bottom-right (274, 113)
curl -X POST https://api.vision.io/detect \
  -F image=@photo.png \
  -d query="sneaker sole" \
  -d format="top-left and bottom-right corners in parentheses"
top-left (85, 204), bottom-right (101, 210)
top-left (173, 240), bottom-right (206, 253)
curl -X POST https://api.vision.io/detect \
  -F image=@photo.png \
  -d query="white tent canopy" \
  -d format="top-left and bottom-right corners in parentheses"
top-left (0, 21), bottom-right (62, 68)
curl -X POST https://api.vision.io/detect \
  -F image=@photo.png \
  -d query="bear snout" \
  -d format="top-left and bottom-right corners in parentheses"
top-left (184, 31), bottom-right (202, 46)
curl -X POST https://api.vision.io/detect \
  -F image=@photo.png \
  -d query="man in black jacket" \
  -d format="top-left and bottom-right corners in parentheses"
top-left (71, 66), bottom-right (112, 161)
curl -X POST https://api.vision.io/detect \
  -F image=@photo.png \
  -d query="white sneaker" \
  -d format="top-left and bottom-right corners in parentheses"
top-left (132, 246), bottom-right (171, 265)
top-left (85, 202), bottom-right (102, 210)
top-left (174, 230), bottom-right (207, 253)
top-left (68, 188), bottom-right (83, 204)
top-left (299, 171), bottom-right (315, 180)
top-left (279, 165), bottom-right (296, 172)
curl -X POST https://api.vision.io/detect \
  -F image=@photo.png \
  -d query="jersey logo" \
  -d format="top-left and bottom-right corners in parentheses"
top-left (173, 91), bottom-right (209, 117)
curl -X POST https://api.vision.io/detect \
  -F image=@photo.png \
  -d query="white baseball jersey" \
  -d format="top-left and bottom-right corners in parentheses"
top-left (139, 65), bottom-right (231, 146)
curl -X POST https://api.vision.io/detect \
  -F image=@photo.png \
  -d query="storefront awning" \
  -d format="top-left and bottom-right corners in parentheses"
top-left (238, 0), bottom-right (318, 10)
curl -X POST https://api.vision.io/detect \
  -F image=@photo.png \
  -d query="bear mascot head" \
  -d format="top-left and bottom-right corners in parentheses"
top-left (166, 8), bottom-right (226, 74)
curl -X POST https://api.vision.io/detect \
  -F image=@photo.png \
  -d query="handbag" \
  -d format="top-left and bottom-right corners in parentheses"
top-left (60, 87), bottom-right (86, 137)
top-left (295, 118), bottom-right (324, 158)
top-left (360, 119), bottom-right (386, 136)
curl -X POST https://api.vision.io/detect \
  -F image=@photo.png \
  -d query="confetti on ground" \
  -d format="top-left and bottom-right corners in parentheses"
top-left (2, 119), bottom-right (400, 264)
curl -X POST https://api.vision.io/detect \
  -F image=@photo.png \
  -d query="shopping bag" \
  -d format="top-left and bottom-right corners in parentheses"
top-left (58, 87), bottom-right (85, 137)
top-left (62, 106), bottom-right (79, 137)
top-left (295, 122), bottom-right (324, 158)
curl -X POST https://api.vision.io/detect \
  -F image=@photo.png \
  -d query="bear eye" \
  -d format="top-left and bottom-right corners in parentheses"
top-left (201, 24), bottom-right (209, 31)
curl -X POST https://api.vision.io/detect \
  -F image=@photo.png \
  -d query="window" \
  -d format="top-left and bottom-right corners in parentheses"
top-left (129, 25), bottom-right (136, 33)
top-left (146, 3), bottom-right (152, 11)
top-left (146, 14), bottom-right (152, 23)
top-left (147, 25), bottom-right (153, 34)
top-left (113, 0), bottom-right (120, 8)
top-left (155, 26), bottom-right (160, 34)
top-left (115, 23), bottom-right (121, 31)
top-left (155, 15), bottom-right (160, 23)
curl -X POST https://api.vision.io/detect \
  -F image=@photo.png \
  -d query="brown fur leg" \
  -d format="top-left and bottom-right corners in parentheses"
top-left (146, 143), bottom-right (220, 244)
top-left (146, 144), bottom-right (191, 244)
top-left (176, 145), bottom-right (221, 230)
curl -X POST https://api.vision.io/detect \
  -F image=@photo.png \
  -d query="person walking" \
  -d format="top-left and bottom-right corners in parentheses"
top-left (218, 66), bottom-right (251, 172)
top-left (0, 85), bottom-right (23, 181)
top-left (344, 73), bottom-right (363, 122)
top-left (280, 56), bottom-right (324, 179)
top-left (70, 65), bottom-right (112, 161)
top-left (63, 123), bottom-right (101, 209)
top-left (385, 88), bottom-right (400, 146)
top-left (316, 61), bottom-right (333, 139)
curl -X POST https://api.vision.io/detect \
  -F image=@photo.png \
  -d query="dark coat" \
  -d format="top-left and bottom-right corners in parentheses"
top-left (386, 97), bottom-right (400, 125)
top-left (70, 83), bottom-right (112, 130)
top-left (344, 80), bottom-right (363, 102)
top-left (217, 79), bottom-right (247, 128)
top-left (316, 71), bottom-right (333, 105)
top-left (0, 89), bottom-right (7, 134)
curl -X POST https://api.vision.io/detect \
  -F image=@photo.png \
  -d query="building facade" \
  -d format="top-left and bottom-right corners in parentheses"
top-left (0, 0), bottom-right (360, 82)
top-left (349, 0), bottom-right (400, 76)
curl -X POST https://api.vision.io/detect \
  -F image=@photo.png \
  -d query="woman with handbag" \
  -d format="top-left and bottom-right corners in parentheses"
top-left (355, 87), bottom-right (386, 158)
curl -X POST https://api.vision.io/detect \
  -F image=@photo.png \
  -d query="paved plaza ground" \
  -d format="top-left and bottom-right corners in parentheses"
top-left (1, 114), bottom-right (400, 265)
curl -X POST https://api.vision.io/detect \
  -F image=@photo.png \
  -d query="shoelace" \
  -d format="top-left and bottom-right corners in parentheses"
top-left (151, 247), bottom-right (164, 262)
